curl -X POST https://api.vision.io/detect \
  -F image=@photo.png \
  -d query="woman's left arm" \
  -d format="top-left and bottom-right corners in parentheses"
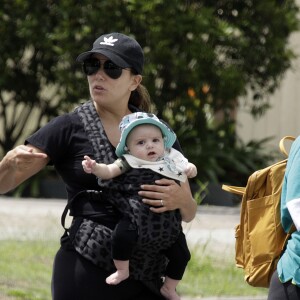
top-left (139, 178), bottom-right (197, 222)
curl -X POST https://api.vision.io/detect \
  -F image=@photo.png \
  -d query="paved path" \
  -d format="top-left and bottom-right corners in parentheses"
top-left (0, 196), bottom-right (267, 300)
top-left (0, 197), bottom-right (240, 255)
top-left (0, 197), bottom-right (240, 250)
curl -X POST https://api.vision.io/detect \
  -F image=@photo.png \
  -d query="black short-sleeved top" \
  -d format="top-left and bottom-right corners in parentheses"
top-left (26, 110), bottom-right (101, 200)
top-left (25, 108), bottom-right (183, 203)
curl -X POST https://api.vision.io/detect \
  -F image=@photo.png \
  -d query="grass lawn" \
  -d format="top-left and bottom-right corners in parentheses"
top-left (0, 239), bottom-right (267, 300)
top-left (0, 240), bottom-right (58, 300)
top-left (178, 250), bottom-right (267, 298)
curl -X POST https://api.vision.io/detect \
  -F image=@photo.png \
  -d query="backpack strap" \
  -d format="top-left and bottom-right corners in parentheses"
top-left (279, 136), bottom-right (296, 157)
top-left (222, 185), bottom-right (245, 196)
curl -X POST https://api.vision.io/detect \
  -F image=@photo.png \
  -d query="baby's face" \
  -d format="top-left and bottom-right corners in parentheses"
top-left (126, 124), bottom-right (165, 161)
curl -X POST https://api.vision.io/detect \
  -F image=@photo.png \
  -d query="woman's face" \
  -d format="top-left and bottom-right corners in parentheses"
top-left (87, 54), bottom-right (141, 109)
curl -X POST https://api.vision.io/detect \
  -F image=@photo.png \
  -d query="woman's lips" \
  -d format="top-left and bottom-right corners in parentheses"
top-left (94, 85), bottom-right (105, 91)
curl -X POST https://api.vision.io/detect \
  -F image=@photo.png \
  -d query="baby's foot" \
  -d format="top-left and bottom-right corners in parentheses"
top-left (105, 270), bottom-right (129, 285)
top-left (160, 284), bottom-right (181, 300)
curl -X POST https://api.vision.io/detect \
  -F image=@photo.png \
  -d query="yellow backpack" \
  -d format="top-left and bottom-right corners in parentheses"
top-left (222, 136), bottom-right (296, 288)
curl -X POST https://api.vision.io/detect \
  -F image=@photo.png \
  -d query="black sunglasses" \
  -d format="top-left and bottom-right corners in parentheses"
top-left (82, 58), bottom-right (123, 79)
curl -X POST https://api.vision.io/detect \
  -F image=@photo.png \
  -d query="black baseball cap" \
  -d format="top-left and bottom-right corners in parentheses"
top-left (76, 32), bottom-right (144, 74)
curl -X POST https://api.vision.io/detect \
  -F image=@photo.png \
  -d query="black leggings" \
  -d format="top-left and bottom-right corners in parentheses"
top-left (268, 270), bottom-right (300, 300)
top-left (51, 247), bottom-right (164, 300)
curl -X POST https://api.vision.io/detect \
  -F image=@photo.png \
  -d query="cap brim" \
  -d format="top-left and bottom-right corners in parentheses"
top-left (76, 49), bottom-right (131, 69)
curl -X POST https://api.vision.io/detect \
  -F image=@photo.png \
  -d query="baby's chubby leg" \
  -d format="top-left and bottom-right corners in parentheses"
top-left (106, 260), bottom-right (130, 285)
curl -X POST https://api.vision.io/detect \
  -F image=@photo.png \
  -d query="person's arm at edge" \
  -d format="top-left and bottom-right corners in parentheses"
top-left (0, 145), bottom-right (49, 194)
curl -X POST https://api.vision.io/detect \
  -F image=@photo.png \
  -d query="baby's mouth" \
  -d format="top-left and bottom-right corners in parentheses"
top-left (148, 151), bottom-right (156, 156)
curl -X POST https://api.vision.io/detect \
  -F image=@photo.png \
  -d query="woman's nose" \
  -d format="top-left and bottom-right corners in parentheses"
top-left (95, 68), bottom-right (105, 79)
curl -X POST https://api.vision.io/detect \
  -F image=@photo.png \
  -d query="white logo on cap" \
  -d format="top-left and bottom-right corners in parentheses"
top-left (100, 36), bottom-right (118, 46)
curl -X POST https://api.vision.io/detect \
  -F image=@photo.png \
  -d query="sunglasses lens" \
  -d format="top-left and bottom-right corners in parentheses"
top-left (83, 59), bottom-right (100, 75)
top-left (104, 61), bottom-right (123, 79)
top-left (82, 59), bottom-right (123, 79)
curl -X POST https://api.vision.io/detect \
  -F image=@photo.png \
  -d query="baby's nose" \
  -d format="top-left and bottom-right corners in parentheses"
top-left (146, 143), bottom-right (153, 149)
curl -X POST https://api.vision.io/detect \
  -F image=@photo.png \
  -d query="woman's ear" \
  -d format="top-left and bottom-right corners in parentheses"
top-left (129, 74), bottom-right (142, 91)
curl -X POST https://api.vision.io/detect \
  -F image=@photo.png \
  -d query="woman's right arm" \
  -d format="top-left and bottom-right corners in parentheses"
top-left (0, 144), bottom-right (49, 194)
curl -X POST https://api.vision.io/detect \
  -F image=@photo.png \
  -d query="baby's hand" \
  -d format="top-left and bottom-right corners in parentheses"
top-left (82, 155), bottom-right (96, 174)
top-left (185, 163), bottom-right (197, 178)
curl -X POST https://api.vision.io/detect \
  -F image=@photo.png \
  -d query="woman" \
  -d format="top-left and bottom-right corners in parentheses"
top-left (268, 136), bottom-right (300, 300)
top-left (0, 32), bottom-right (197, 300)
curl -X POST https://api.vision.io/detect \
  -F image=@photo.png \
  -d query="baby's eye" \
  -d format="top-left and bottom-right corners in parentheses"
top-left (137, 140), bottom-right (145, 145)
top-left (153, 138), bottom-right (160, 143)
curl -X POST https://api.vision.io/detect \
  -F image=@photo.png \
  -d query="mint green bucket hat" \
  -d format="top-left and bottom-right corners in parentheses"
top-left (115, 112), bottom-right (176, 157)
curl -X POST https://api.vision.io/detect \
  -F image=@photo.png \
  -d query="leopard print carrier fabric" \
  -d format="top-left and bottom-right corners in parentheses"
top-left (101, 167), bottom-right (182, 280)
top-left (72, 101), bottom-right (182, 280)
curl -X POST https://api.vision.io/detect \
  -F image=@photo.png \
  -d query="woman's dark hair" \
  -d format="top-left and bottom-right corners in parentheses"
top-left (129, 84), bottom-right (152, 112)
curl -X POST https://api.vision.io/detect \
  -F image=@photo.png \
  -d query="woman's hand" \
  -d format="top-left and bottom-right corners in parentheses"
top-left (138, 178), bottom-right (197, 222)
top-left (6, 145), bottom-right (47, 170)
top-left (0, 145), bottom-right (49, 194)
